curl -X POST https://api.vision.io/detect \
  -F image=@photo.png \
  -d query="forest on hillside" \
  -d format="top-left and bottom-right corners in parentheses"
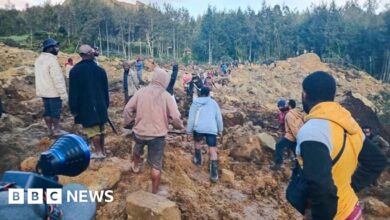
top-left (0, 0), bottom-right (389, 81)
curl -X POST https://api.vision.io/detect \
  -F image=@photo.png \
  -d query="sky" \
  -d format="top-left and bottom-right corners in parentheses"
top-left (0, 0), bottom-right (388, 16)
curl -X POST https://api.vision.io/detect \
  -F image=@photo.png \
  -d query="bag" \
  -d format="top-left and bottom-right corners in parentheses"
top-left (286, 129), bottom-right (347, 214)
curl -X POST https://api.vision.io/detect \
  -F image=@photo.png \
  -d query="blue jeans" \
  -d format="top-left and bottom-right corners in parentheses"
top-left (136, 70), bottom-right (142, 82)
top-left (275, 137), bottom-right (296, 165)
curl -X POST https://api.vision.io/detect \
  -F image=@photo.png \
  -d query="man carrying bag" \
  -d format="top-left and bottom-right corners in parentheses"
top-left (287, 71), bottom-right (387, 220)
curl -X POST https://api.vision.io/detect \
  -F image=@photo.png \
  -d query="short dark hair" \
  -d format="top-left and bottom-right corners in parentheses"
top-left (362, 125), bottom-right (371, 130)
top-left (303, 71), bottom-right (336, 102)
top-left (288, 99), bottom-right (296, 108)
top-left (200, 87), bottom-right (210, 96)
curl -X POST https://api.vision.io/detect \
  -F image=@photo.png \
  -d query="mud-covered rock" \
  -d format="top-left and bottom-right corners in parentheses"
top-left (126, 190), bottom-right (181, 220)
top-left (258, 133), bottom-right (276, 150)
top-left (363, 197), bottom-right (390, 217)
top-left (59, 157), bottom-right (128, 191)
top-left (221, 169), bottom-right (235, 184)
top-left (229, 134), bottom-right (262, 160)
top-left (222, 109), bottom-right (246, 127)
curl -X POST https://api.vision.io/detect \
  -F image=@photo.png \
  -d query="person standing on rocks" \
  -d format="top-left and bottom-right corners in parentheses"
top-left (34, 38), bottom-right (68, 136)
top-left (271, 99), bottom-right (304, 171)
top-left (124, 68), bottom-right (184, 195)
top-left (187, 87), bottom-right (223, 182)
top-left (290, 71), bottom-right (387, 219)
top-left (276, 99), bottom-right (289, 130)
top-left (123, 60), bottom-right (139, 104)
top-left (135, 56), bottom-right (144, 84)
top-left (69, 45), bottom-right (109, 159)
top-left (182, 72), bottom-right (192, 93)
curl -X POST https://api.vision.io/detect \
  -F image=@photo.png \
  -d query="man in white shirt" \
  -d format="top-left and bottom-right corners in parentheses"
top-left (34, 38), bottom-right (68, 136)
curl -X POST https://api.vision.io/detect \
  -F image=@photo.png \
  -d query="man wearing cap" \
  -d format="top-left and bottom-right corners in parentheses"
top-left (271, 99), bottom-right (304, 171)
top-left (34, 38), bottom-right (68, 136)
top-left (69, 45), bottom-right (109, 159)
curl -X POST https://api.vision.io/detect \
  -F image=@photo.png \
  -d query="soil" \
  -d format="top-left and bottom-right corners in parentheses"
top-left (1, 44), bottom-right (389, 219)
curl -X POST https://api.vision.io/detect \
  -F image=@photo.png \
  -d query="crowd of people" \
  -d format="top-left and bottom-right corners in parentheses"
top-left (31, 38), bottom-right (389, 219)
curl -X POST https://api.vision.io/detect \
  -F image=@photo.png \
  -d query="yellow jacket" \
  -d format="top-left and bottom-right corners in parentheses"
top-left (297, 102), bottom-right (364, 220)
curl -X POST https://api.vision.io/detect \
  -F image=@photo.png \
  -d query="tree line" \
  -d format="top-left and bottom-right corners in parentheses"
top-left (0, 0), bottom-right (389, 81)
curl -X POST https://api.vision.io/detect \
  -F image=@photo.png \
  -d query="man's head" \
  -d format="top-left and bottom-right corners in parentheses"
top-left (277, 99), bottom-right (286, 112)
top-left (123, 60), bottom-right (131, 71)
top-left (79, 45), bottom-right (95, 60)
top-left (93, 46), bottom-right (100, 57)
top-left (362, 126), bottom-right (372, 137)
top-left (42, 38), bottom-right (60, 56)
top-left (200, 87), bottom-right (210, 97)
top-left (302, 71), bottom-right (336, 113)
top-left (288, 99), bottom-right (296, 109)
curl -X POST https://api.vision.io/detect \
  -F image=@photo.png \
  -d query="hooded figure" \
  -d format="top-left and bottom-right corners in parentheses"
top-left (124, 68), bottom-right (183, 138)
top-left (123, 68), bottom-right (184, 195)
top-left (186, 95), bottom-right (223, 135)
top-left (187, 87), bottom-right (223, 182)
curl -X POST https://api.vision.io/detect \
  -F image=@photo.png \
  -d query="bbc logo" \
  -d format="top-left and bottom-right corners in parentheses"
top-left (8, 188), bottom-right (62, 204)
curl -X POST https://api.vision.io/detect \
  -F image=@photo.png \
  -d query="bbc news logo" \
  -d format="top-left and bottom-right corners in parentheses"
top-left (8, 189), bottom-right (114, 204)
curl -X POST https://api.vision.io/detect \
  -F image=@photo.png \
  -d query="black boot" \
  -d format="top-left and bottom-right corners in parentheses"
top-left (210, 160), bottom-right (219, 183)
top-left (193, 149), bottom-right (202, 166)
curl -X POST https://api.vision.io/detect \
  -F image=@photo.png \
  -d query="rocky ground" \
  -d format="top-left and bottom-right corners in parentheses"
top-left (1, 43), bottom-right (390, 219)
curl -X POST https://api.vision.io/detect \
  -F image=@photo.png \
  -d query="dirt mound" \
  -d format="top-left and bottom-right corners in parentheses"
top-left (1, 45), bottom-right (390, 219)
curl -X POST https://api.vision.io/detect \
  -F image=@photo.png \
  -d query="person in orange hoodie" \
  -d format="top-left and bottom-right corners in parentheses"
top-left (123, 68), bottom-right (184, 195)
top-left (271, 99), bottom-right (304, 171)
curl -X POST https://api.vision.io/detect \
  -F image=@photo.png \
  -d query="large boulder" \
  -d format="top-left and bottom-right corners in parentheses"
top-left (229, 134), bottom-right (262, 161)
top-left (126, 190), bottom-right (181, 220)
top-left (222, 109), bottom-right (246, 127)
top-left (257, 133), bottom-right (276, 150)
top-left (59, 157), bottom-right (128, 191)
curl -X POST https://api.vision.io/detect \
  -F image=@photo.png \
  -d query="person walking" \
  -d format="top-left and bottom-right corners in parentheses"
top-left (187, 87), bottom-right (223, 182)
top-left (271, 99), bottom-right (304, 170)
top-left (124, 68), bottom-right (184, 194)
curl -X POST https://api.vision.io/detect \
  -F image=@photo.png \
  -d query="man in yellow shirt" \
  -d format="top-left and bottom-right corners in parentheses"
top-left (295, 71), bottom-right (387, 219)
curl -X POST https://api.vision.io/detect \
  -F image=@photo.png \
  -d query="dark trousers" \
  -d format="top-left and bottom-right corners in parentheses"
top-left (123, 71), bottom-right (129, 103)
top-left (275, 137), bottom-right (296, 165)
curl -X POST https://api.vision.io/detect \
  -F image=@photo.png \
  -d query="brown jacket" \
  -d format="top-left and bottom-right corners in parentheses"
top-left (123, 68), bottom-right (183, 137)
top-left (284, 108), bottom-right (304, 142)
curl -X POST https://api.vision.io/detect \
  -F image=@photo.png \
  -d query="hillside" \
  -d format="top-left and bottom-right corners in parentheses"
top-left (0, 44), bottom-right (389, 219)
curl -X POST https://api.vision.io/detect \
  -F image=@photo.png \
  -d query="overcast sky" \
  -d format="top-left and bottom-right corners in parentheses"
top-left (0, 0), bottom-right (388, 16)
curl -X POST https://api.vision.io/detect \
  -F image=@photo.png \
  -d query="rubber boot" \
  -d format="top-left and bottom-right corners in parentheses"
top-left (210, 160), bottom-right (219, 183)
top-left (193, 149), bottom-right (202, 166)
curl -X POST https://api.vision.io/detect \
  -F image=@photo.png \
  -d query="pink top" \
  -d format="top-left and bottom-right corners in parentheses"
top-left (182, 74), bottom-right (192, 87)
